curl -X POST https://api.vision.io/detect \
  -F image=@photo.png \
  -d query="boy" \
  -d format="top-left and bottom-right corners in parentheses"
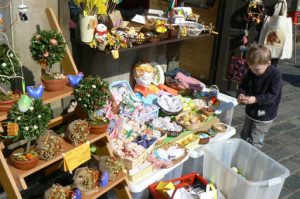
top-left (237, 44), bottom-right (282, 149)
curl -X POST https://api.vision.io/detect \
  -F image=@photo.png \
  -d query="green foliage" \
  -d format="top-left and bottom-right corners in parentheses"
top-left (8, 99), bottom-right (52, 140)
top-left (0, 44), bottom-right (22, 84)
top-left (30, 30), bottom-right (66, 69)
top-left (74, 76), bottom-right (111, 118)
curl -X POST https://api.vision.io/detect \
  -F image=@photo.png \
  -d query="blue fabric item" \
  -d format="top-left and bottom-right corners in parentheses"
top-left (237, 65), bottom-right (282, 121)
top-left (142, 94), bottom-right (157, 105)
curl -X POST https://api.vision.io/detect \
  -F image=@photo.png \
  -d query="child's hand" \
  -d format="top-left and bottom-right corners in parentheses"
top-left (237, 94), bottom-right (246, 104)
top-left (239, 96), bottom-right (257, 105)
top-left (247, 96), bottom-right (257, 104)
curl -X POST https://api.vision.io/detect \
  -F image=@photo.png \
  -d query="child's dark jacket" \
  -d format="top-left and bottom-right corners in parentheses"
top-left (237, 65), bottom-right (282, 121)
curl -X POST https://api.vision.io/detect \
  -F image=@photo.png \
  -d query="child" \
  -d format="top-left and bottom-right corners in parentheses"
top-left (237, 44), bottom-right (282, 149)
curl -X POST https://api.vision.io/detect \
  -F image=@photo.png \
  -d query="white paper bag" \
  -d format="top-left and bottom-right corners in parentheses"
top-left (258, 0), bottom-right (292, 59)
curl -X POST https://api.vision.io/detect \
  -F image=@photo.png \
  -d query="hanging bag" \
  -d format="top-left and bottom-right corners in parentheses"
top-left (227, 52), bottom-right (249, 83)
top-left (258, 0), bottom-right (292, 59)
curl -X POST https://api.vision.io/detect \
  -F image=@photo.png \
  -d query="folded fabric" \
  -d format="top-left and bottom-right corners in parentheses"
top-left (175, 72), bottom-right (204, 91)
top-left (165, 67), bottom-right (191, 78)
top-left (165, 76), bottom-right (188, 90)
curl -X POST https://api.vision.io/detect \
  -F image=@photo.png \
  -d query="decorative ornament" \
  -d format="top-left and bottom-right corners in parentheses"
top-left (17, 1), bottom-right (28, 22)
top-left (72, 188), bottom-right (82, 199)
top-left (30, 30), bottom-right (66, 71)
top-left (43, 51), bottom-right (49, 58)
top-left (44, 184), bottom-right (67, 199)
top-left (26, 84), bottom-right (44, 99)
top-left (73, 167), bottom-right (99, 195)
top-left (8, 99), bottom-right (52, 149)
top-left (99, 171), bottom-right (109, 188)
top-left (74, 76), bottom-right (111, 119)
top-left (50, 39), bottom-right (58, 45)
top-left (7, 122), bottom-right (19, 136)
top-left (37, 130), bottom-right (63, 160)
top-left (0, 43), bottom-right (23, 85)
top-left (67, 72), bottom-right (84, 87)
top-left (17, 95), bottom-right (32, 112)
top-left (67, 119), bottom-right (90, 146)
top-left (247, 0), bottom-right (264, 25)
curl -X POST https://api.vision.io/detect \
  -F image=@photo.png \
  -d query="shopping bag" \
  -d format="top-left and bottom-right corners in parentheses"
top-left (258, 0), bottom-right (292, 59)
top-left (227, 56), bottom-right (248, 82)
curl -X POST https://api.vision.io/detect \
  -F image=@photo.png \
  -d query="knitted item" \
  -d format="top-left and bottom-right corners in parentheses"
top-left (175, 72), bottom-right (204, 91)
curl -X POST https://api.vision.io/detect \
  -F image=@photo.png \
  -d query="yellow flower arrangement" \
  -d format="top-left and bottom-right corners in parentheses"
top-left (74, 0), bottom-right (107, 16)
top-left (155, 20), bottom-right (167, 33)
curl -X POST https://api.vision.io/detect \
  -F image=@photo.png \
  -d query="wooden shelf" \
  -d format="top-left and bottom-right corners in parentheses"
top-left (8, 133), bottom-right (108, 190)
top-left (72, 33), bottom-right (212, 54)
top-left (0, 86), bottom-right (74, 122)
top-left (81, 172), bottom-right (128, 199)
top-left (0, 112), bottom-right (7, 122)
top-left (42, 85), bottom-right (73, 104)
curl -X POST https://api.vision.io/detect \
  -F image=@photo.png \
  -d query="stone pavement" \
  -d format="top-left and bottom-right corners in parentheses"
top-left (231, 60), bottom-right (300, 199)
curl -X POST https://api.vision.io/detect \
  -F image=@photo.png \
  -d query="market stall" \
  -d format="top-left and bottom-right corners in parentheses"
top-left (0, 1), bottom-right (290, 199)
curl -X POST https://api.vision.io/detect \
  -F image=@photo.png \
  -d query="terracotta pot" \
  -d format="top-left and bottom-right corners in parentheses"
top-left (10, 152), bottom-right (39, 170)
top-left (0, 98), bottom-right (17, 112)
top-left (89, 123), bottom-right (109, 134)
top-left (41, 78), bottom-right (67, 92)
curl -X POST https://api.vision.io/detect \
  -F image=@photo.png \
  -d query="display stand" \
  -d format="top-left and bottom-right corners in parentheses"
top-left (0, 8), bottom-right (132, 199)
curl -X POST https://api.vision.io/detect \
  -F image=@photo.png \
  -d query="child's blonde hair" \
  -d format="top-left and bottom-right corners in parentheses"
top-left (246, 44), bottom-right (271, 66)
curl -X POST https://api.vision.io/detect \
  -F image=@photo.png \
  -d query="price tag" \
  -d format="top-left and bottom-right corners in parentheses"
top-left (63, 142), bottom-right (91, 172)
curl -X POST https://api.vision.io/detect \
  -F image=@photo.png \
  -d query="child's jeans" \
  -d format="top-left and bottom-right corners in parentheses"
top-left (240, 116), bottom-right (273, 150)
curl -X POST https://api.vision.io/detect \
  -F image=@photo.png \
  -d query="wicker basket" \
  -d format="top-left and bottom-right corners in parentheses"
top-left (158, 31), bottom-right (169, 40)
top-left (135, 37), bottom-right (146, 45)
top-left (126, 36), bottom-right (137, 44)
top-left (175, 111), bottom-right (206, 131)
top-left (212, 122), bottom-right (228, 133)
top-left (199, 107), bottom-right (215, 117)
top-left (168, 25), bottom-right (180, 38)
top-left (161, 129), bottom-right (182, 137)
top-left (147, 34), bottom-right (160, 43)
top-left (159, 107), bottom-right (183, 116)
top-left (116, 149), bottom-right (148, 170)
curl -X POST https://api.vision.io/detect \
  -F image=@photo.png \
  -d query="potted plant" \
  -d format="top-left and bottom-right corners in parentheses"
top-left (44, 184), bottom-right (69, 199)
top-left (74, 76), bottom-right (111, 134)
top-left (30, 30), bottom-right (67, 91)
top-left (0, 44), bottom-right (22, 112)
top-left (8, 98), bottom-right (52, 170)
top-left (73, 167), bottom-right (99, 195)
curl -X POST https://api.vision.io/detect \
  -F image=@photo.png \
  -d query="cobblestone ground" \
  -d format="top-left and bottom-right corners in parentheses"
top-left (231, 61), bottom-right (300, 199)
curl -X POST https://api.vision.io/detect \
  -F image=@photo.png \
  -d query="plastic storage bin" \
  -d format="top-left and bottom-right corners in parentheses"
top-left (181, 125), bottom-right (236, 176)
top-left (214, 92), bottom-right (237, 125)
top-left (203, 139), bottom-right (290, 199)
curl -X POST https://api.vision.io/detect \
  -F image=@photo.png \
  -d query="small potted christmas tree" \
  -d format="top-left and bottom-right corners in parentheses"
top-left (30, 30), bottom-right (67, 91)
top-left (74, 76), bottom-right (111, 134)
top-left (0, 44), bottom-right (22, 112)
top-left (8, 98), bottom-right (52, 170)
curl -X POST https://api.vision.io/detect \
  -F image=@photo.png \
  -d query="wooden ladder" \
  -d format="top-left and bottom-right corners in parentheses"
top-left (0, 8), bottom-right (132, 199)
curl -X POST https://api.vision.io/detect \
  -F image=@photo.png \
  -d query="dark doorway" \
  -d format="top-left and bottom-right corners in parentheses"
top-left (213, 0), bottom-right (279, 93)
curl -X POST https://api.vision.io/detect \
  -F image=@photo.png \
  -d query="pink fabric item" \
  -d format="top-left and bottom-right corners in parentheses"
top-left (110, 118), bottom-right (122, 139)
top-left (175, 72), bottom-right (204, 91)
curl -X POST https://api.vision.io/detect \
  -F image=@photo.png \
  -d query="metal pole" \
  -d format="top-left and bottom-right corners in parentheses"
top-left (294, 24), bottom-right (297, 64)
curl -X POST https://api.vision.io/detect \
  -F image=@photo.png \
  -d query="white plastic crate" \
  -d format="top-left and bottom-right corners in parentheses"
top-left (203, 139), bottom-right (290, 199)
